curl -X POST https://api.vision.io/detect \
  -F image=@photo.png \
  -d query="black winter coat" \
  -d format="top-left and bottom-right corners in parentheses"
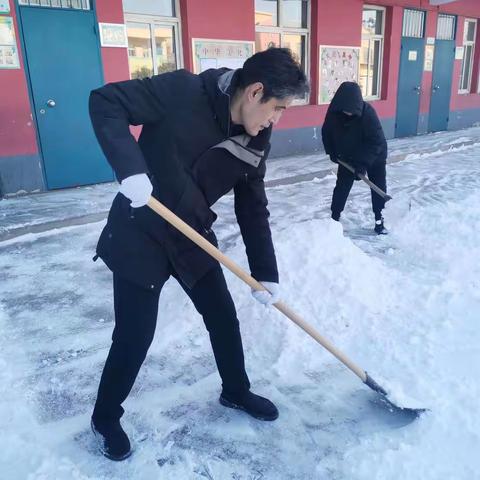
top-left (321, 82), bottom-right (387, 169)
top-left (89, 68), bottom-right (278, 290)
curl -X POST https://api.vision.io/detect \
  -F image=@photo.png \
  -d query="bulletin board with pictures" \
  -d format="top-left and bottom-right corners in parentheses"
top-left (192, 39), bottom-right (254, 74)
top-left (0, 15), bottom-right (20, 69)
top-left (318, 45), bottom-right (360, 104)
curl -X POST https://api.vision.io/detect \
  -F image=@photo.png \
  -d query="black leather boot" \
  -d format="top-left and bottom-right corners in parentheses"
top-left (220, 390), bottom-right (279, 421)
top-left (331, 211), bottom-right (341, 221)
top-left (374, 217), bottom-right (388, 235)
top-left (91, 417), bottom-right (132, 461)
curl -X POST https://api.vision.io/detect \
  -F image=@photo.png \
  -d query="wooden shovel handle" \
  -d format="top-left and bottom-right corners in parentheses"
top-left (337, 159), bottom-right (392, 201)
top-left (147, 196), bottom-right (367, 382)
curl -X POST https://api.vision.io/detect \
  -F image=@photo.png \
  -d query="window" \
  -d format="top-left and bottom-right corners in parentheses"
top-left (255, 0), bottom-right (309, 101)
top-left (402, 9), bottom-right (425, 38)
top-left (18, 0), bottom-right (89, 9)
top-left (436, 14), bottom-right (456, 41)
top-left (360, 6), bottom-right (385, 99)
top-left (123, 0), bottom-right (174, 17)
top-left (459, 19), bottom-right (477, 94)
top-left (123, 0), bottom-right (181, 79)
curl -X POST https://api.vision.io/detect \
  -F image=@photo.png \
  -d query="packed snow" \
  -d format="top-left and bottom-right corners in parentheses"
top-left (0, 136), bottom-right (479, 479)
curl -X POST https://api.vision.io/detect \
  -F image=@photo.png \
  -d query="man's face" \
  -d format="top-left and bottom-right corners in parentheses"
top-left (239, 83), bottom-right (294, 136)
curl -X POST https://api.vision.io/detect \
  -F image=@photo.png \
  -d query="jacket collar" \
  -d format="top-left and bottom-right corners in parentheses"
top-left (200, 68), bottom-right (240, 137)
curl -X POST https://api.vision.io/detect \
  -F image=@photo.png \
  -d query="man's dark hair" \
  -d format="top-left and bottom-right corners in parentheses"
top-left (238, 47), bottom-right (309, 102)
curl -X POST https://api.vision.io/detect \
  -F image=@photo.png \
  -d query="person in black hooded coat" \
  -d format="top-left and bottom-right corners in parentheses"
top-left (87, 48), bottom-right (308, 461)
top-left (322, 82), bottom-right (388, 234)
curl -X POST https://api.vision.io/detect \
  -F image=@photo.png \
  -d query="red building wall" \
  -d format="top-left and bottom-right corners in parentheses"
top-left (418, 9), bottom-right (437, 120)
top-left (279, 0), bottom-right (364, 130)
top-left (3, 0), bottom-right (480, 159)
top-left (270, 0), bottom-right (401, 131)
top-left (275, 0), bottom-right (480, 131)
top-left (179, 0), bottom-right (256, 72)
top-left (0, 8), bottom-right (37, 158)
top-left (95, 0), bottom-right (130, 84)
top-left (1, 0), bottom-right (480, 194)
top-left (0, 0), bottom-right (129, 162)
top-left (384, 0), bottom-right (480, 115)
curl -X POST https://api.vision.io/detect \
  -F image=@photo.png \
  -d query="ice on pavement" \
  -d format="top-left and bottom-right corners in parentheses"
top-left (0, 137), bottom-right (479, 479)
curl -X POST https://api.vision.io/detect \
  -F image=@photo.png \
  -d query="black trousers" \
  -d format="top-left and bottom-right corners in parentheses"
top-left (331, 162), bottom-right (387, 219)
top-left (93, 264), bottom-right (250, 422)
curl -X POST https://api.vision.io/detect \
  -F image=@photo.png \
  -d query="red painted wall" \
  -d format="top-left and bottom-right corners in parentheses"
top-left (419, 9), bottom-right (437, 116)
top-left (95, 0), bottom-right (133, 137)
top-left (0, 0), bottom-right (129, 160)
top-left (281, 0), bottom-right (480, 130)
top-left (0, 7), bottom-right (38, 157)
top-left (368, 0), bottom-right (480, 114)
top-left (94, 0), bottom-right (130, 83)
top-left (2, 0), bottom-right (480, 164)
top-left (179, 0), bottom-right (255, 72)
top-left (280, 0), bottom-right (363, 130)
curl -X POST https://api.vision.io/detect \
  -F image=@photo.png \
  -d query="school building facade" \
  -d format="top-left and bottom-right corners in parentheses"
top-left (1, 0), bottom-right (479, 196)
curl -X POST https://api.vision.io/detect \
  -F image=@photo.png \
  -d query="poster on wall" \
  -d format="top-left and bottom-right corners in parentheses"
top-left (318, 45), bottom-right (360, 104)
top-left (98, 23), bottom-right (128, 48)
top-left (0, 17), bottom-right (19, 69)
top-left (0, 0), bottom-right (10, 14)
top-left (192, 39), bottom-right (254, 74)
top-left (424, 45), bottom-right (435, 72)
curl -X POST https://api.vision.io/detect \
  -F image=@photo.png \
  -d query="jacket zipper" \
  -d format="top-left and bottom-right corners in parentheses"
top-left (225, 90), bottom-right (231, 138)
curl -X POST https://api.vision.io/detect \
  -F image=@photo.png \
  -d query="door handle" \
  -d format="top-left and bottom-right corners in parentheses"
top-left (433, 85), bottom-right (440, 91)
top-left (413, 86), bottom-right (421, 95)
top-left (47, 99), bottom-right (56, 108)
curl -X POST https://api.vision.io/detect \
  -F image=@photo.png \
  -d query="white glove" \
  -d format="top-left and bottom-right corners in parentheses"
top-left (251, 281), bottom-right (280, 306)
top-left (119, 173), bottom-right (153, 208)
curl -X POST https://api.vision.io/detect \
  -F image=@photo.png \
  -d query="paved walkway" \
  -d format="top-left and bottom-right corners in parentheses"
top-left (1, 126), bottom-right (479, 242)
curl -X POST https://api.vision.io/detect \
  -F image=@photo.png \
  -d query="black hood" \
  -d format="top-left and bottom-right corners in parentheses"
top-left (329, 82), bottom-right (364, 116)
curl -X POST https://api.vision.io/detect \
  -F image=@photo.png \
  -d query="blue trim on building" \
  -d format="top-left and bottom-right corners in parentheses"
top-left (1, 110), bottom-right (477, 196)
top-left (448, 108), bottom-right (480, 131)
top-left (417, 112), bottom-right (429, 135)
top-left (380, 117), bottom-right (395, 140)
top-left (270, 117), bottom-right (396, 158)
top-left (0, 154), bottom-right (45, 197)
top-left (270, 126), bottom-right (323, 157)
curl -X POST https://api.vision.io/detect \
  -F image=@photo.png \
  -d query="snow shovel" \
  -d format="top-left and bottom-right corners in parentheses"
top-left (337, 159), bottom-right (392, 202)
top-left (147, 196), bottom-right (425, 422)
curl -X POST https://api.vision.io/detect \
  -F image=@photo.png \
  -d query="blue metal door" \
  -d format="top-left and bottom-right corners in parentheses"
top-left (19, 7), bottom-right (114, 189)
top-left (428, 40), bottom-right (455, 133)
top-left (395, 37), bottom-right (425, 137)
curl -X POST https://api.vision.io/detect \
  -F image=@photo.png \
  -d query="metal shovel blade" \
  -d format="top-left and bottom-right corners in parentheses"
top-left (365, 373), bottom-right (427, 425)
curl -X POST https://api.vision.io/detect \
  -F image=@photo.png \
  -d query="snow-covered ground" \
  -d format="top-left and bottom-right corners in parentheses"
top-left (1, 137), bottom-right (479, 479)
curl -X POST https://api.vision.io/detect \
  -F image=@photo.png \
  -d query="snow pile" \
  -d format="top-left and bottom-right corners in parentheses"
top-left (403, 141), bottom-right (480, 163)
top-left (314, 191), bottom-right (480, 479)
